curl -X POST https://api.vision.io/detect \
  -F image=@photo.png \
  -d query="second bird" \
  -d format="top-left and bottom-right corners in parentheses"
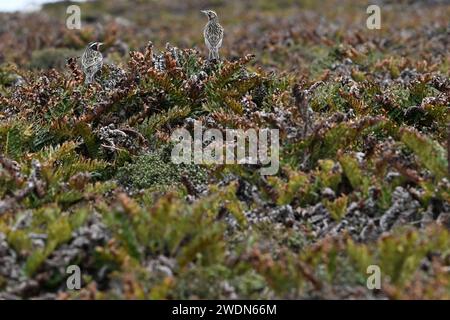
top-left (81, 42), bottom-right (104, 85)
top-left (201, 10), bottom-right (224, 61)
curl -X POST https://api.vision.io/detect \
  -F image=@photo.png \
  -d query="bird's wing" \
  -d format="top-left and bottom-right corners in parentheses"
top-left (86, 59), bottom-right (103, 74)
top-left (206, 24), bottom-right (224, 49)
top-left (217, 35), bottom-right (223, 49)
top-left (82, 50), bottom-right (102, 69)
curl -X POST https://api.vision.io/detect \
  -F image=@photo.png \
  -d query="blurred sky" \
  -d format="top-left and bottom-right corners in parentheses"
top-left (0, 0), bottom-right (85, 12)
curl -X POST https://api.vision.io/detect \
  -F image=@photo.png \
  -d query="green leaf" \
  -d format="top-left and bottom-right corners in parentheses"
top-left (401, 129), bottom-right (448, 180)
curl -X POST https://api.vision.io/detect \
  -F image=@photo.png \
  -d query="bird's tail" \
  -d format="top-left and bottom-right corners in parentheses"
top-left (213, 49), bottom-right (220, 60)
top-left (84, 74), bottom-right (93, 85)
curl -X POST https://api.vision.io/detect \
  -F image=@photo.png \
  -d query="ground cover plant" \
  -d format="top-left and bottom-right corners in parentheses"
top-left (0, 0), bottom-right (449, 299)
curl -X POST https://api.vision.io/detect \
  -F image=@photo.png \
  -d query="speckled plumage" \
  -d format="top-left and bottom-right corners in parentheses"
top-left (202, 10), bottom-right (224, 61)
top-left (81, 42), bottom-right (104, 84)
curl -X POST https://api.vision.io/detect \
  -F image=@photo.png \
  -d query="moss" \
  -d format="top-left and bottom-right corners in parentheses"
top-left (29, 48), bottom-right (81, 70)
top-left (116, 147), bottom-right (207, 190)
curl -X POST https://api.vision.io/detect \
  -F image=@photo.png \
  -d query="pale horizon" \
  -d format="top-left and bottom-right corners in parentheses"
top-left (0, 0), bottom-right (85, 12)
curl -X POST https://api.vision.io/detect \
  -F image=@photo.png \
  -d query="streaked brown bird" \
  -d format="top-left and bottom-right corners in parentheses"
top-left (201, 10), bottom-right (224, 61)
top-left (81, 42), bottom-right (104, 84)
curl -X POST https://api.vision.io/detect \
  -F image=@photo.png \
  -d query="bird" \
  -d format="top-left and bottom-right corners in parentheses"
top-left (81, 42), bottom-right (104, 84)
top-left (201, 10), bottom-right (224, 61)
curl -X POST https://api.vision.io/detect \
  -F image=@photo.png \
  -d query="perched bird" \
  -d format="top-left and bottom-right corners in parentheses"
top-left (201, 10), bottom-right (224, 61)
top-left (81, 42), bottom-right (104, 84)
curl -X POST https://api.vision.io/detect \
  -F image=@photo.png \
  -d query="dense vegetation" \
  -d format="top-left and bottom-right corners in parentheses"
top-left (0, 0), bottom-right (449, 299)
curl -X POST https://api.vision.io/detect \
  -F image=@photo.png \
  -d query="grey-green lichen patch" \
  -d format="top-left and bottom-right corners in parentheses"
top-left (116, 147), bottom-right (208, 190)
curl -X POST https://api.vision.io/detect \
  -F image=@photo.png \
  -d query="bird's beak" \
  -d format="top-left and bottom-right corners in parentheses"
top-left (201, 10), bottom-right (207, 15)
